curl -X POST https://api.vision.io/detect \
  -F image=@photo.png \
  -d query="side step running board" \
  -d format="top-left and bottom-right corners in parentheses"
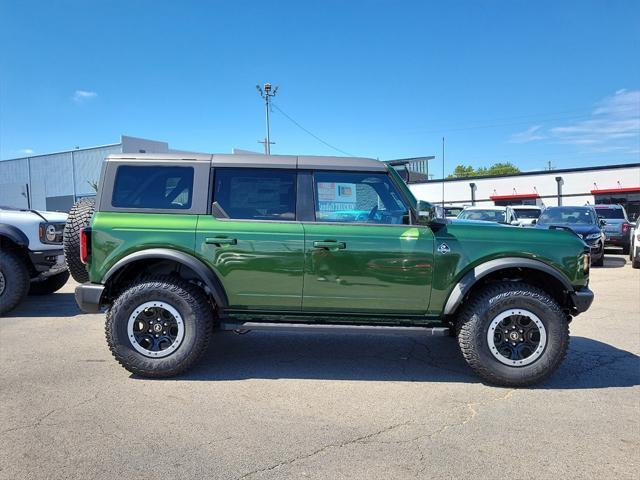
top-left (219, 321), bottom-right (450, 336)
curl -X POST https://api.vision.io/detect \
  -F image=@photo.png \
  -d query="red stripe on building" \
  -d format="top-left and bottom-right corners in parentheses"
top-left (590, 187), bottom-right (640, 195)
top-left (489, 193), bottom-right (540, 200)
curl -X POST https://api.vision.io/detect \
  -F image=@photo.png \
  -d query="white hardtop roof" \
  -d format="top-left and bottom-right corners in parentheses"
top-left (105, 153), bottom-right (386, 172)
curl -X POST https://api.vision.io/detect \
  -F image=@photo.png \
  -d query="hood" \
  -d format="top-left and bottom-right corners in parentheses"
top-left (536, 223), bottom-right (600, 236)
top-left (32, 210), bottom-right (68, 222)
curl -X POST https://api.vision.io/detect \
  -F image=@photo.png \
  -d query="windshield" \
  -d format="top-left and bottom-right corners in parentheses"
top-left (513, 208), bottom-right (541, 219)
top-left (594, 208), bottom-right (625, 219)
top-left (458, 209), bottom-right (506, 223)
top-left (444, 206), bottom-right (463, 217)
top-left (538, 207), bottom-right (596, 225)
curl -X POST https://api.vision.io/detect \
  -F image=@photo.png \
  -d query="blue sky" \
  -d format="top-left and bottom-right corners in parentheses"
top-left (1, 0), bottom-right (639, 176)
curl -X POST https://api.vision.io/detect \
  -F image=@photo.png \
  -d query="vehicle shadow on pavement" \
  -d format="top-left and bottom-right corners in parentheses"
top-left (147, 332), bottom-right (639, 389)
top-left (5, 292), bottom-right (82, 318)
top-left (599, 257), bottom-right (627, 269)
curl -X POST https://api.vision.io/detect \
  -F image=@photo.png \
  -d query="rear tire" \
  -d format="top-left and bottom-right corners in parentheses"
top-left (105, 276), bottom-right (213, 378)
top-left (457, 283), bottom-right (569, 387)
top-left (632, 251), bottom-right (640, 269)
top-left (63, 197), bottom-right (95, 283)
top-left (622, 244), bottom-right (630, 256)
top-left (29, 271), bottom-right (70, 295)
top-left (0, 250), bottom-right (30, 315)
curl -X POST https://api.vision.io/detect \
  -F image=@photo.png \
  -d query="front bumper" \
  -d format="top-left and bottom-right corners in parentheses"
top-left (75, 283), bottom-right (105, 313)
top-left (29, 248), bottom-right (66, 277)
top-left (570, 287), bottom-right (594, 314)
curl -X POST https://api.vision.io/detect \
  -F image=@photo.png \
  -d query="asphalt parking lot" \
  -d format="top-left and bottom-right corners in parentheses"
top-left (1, 250), bottom-right (638, 480)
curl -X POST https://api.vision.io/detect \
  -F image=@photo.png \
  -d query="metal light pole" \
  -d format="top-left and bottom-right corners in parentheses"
top-left (256, 83), bottom-right (278, 155)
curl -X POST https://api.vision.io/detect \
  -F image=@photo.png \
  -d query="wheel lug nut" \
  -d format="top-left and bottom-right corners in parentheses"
top-left (155, 334), bottom-right (159, 338)
top-left (519, 329), bottom-right (523, 333)
top-left (148, 329), bottom-right (152, 333)
top-left (504, 330), bottom-right (508, 334)
top-left (164, 322), bottom-right (168, 327)
top-left (163, 331), bottom-right (167, 334)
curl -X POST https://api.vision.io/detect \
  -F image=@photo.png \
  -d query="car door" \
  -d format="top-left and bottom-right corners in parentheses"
top-left (195, 167), bottom-right (305, 311)
top-left (301, 170), bottom-right (435, 315)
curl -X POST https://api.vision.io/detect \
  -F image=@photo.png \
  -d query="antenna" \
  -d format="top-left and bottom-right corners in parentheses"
top-left (256, 83), bottom-right (278, 155)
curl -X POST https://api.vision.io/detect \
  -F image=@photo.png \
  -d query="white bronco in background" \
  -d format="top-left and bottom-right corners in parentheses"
top-left (0, 207), bottom-right (69, 315)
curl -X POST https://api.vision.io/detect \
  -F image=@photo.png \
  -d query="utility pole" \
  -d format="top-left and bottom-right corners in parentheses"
top-left (256, 83), bottom-right (278, 155)
top-left (442, 137), bottom-right (446, 208)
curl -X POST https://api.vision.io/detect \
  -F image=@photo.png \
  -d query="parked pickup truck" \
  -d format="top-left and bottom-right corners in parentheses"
top-left (69, 153), bottom-right (594, 386)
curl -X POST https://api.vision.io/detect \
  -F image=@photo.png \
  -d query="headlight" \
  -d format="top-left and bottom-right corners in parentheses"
top-left (39, 222), bottom-right (64, 244)
top-left (585, 233), bottom-right (601, 241)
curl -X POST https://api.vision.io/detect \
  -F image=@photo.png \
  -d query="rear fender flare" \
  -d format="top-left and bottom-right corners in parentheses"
top-left (103, 248), bottom-right (228, 308)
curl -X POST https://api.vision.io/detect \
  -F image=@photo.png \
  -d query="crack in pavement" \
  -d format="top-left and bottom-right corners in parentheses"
top-left (235, 389), bottom-right (516, 479)
top-left (234, 421), bottom-right (413, 480)
top-left (1, 392), bottom-right (100, 435)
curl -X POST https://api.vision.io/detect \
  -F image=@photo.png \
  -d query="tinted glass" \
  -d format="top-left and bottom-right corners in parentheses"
top-left (313, 172), bottom-right (409, 224)
top-left (112, 166), bottom-right (193, 209)
top-left (513, 208), bottom-right (541, 219)
top-left (458, 209), bottom-right (506, 223)
top-left (594, 207), bottom-right (625, 219)
top-left (444, 207), bottom-right (463, 217)
top-left (213, 168), bottom-right (296, 220)
top-left (538, 207), bottom-right (596, 225)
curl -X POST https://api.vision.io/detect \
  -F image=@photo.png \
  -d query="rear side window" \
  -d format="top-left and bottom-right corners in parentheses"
top-left (112, 166), bottom-right (194, 209)
top-left (213, 168), bottom-right (296, 221)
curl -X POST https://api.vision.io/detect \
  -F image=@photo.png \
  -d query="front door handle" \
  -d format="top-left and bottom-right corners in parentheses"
top-left (205, 237), bottom-right (237, 246)
top-left (313, 240), bottom-right (346, 250)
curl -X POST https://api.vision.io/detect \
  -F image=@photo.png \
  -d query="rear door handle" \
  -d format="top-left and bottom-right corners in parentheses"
top-left (205, 237), bottom-right (237, 246)
top-left (313, 240), bottom-right (346, 250)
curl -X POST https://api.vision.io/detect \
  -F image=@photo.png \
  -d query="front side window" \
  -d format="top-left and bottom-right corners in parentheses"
top-left (213, 168), bottom-right (296, 221)
top-left (313, 172), bottom-right (409, 225)
top-left (112, 166), bottom-right (194, 209)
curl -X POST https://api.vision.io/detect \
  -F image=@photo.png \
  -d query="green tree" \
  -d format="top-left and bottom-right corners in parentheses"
top-left (448, 162), bottom-right (520, 178)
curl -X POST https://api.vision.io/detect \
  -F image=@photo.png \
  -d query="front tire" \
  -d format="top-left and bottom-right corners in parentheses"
top-left (29, 271), bottom-right (70, 295)
top-left (457, 283), bottom-right (569, 387)
top-left (0, 250), bottom-right (30, 315)
top-left (105, 276), bottom-right (213, 377)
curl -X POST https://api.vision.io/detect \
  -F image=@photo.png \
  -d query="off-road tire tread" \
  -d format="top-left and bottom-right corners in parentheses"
top-left (105, 275), bottom-right (213, 378)
top-left (29, 271), bottom-right (70, 295)
top-left (457, 282), bottom-right (569, 387)
top-left (0, 250), bottom-right (30, 315)
top-left (63, 197), bottom-right (95, 283)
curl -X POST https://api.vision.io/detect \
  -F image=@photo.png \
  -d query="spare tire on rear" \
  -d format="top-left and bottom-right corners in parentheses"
top-left (63, 197), bottom-right (95, 283)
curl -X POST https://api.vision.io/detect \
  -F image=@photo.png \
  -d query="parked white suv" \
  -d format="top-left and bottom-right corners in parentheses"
top-left (0, 207), bottom-right (69, 314)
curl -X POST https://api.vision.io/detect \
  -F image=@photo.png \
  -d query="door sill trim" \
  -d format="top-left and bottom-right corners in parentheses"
top-left (219, 321), bottom-right (449, 336)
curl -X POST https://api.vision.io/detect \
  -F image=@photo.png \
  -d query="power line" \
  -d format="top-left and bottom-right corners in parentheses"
top-left (271, 102), bottom-right (356, 157)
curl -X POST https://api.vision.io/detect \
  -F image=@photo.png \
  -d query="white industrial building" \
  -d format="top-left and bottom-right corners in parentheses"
top-left (409, 163), bottom-right (640, 220)
top-left (1, 137), bottom-right (638, 219)
top-left (0, 136), bottom-right (192, 211)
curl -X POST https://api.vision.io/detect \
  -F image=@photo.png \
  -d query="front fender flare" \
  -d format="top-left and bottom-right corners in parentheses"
top-left (0, 224), bottom-right (30, 248)
top-left (442, 257), bottom-right (575, 316)
top-left (102, 248), bottom-right (228, 308)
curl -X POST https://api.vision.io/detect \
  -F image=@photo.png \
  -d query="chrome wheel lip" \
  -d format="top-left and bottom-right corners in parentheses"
top-left (0, 270), bottom-right (5, 295)
top-left (127, 301), bottom-right (184, 358)
top-left (487, 309), bottom-right (547, 367)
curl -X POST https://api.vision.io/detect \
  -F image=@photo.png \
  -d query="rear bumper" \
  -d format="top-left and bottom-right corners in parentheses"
top-left (570, 287), bottom-right (594, 315)
top-left (75, 283), bottom-right (105, 313)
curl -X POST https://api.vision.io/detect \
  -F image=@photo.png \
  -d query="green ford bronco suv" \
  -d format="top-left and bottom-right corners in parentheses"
top-left (72, 153), bottom-right (594, 386)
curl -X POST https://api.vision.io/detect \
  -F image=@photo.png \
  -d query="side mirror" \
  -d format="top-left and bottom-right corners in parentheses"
top-left (599, 219), bottom-right (606, 227)
top-left (416, 200), bottom-right (446, 226)
top-left (531, 219), bottom-right (537, 225)
top-left (510, 220), bottom-right (521, 226)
